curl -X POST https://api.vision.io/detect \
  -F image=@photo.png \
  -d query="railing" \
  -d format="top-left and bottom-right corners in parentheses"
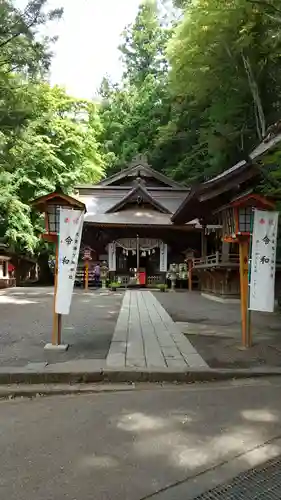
top-left (193, 252), bottom-right (239, 268)
top-left (0, 277), bottom-right (16, 288)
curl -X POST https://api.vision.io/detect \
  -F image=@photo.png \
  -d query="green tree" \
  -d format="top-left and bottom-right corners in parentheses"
top-left (1, 84), bottom-right (104, 253)
top-left (119, 0), bottom-right (169, 86)
top-left (99, 0), bottom-right (172, 175)
top-left (0, 0), bottom-right (63, 74)
top-left (153, 0), bottom-right (281, 183)
top-left (0, 2), bottom-right (105, 282)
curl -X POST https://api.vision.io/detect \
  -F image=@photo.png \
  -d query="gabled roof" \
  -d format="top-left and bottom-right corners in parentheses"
top-left (98, 157), bottom-right (184, 189)
top-left (84, 208), bottom-right (198, 227)
top-left (172, 130), bottom-right (281, 224)
top-left (31, 191), bottom-right (86, 212)
top-left (105, 183), bottom-right (171, 214)
top-left (214, 193), bottom-right (275, 214)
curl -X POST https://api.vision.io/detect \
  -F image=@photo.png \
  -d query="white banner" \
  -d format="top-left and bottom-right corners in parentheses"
top-left (55, 208), bottom-right (84, 315)
top-left (249, 209), bottom-right (279, 312)
top-left (159, 242), bottom-right (168, 272)
top-left (108, 242), bottom-right (116, 271)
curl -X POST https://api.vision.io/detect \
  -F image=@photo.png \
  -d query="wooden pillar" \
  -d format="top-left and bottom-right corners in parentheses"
top-left (239, 239), bottom-right (249, 348)
top-left (84, 259), bottom-right (89, 290)
top-left (52, 238), bottom-right (62, 345)
top-left (222, 241), bottom-right (230, 262)
top-left (201, 228), bottom-right (207, 257)
top-left (188, 260), bottom-right (192, 291)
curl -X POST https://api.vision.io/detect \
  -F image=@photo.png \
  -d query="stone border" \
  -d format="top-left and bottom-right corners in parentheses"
top-left (201, 292), bottom-right (240, 304)
top-left (0, 366), bottom-right (281, 385)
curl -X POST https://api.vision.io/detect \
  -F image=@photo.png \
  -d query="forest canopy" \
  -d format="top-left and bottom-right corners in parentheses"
top-left (1, 0), bottom-right (281, 271)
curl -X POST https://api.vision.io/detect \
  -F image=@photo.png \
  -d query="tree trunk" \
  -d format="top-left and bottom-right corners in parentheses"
top-left (241, 52), bottom-right (266, 140)
top-left (37, 253), bottom-right (53, 285)
top-left (12, 257), bottom-right (23, 286)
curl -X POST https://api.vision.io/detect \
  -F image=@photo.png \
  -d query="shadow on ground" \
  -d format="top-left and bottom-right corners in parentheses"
top-left (1, 380), bottom-right (281, 499)
top-left (0, 287), bottom-right (123, 367)
top-left (155, 291), bottom-right (281, 369)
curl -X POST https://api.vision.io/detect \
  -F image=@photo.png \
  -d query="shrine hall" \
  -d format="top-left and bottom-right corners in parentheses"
top-left (75, 156), bottom-right (208, 287)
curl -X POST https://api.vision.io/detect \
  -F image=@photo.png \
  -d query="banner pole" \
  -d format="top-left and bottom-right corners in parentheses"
top-left (52, 236), bottom-right (60, 345)
top-left (136, 234), bottom-right (140, 284)
top-left (239, 239), bottom-right (248, 347)
top-left (246, 209), bottom-right (254, 348)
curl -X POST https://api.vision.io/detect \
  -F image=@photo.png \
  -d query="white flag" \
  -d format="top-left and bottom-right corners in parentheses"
top-left (249, 209), bottom-right (279, 312)
top-left (108, 242), bottom-right (116, 271)
top-left (55, 208), bottom-right (84, 315)
top-left (159, 242), bottom-right (168, 272)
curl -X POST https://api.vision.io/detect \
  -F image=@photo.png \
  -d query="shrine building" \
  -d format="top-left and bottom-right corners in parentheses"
top-left (75, 156), bottom-right (207, 287)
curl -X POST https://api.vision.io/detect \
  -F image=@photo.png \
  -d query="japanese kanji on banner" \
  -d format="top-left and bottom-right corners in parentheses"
top-left (108, 242), bottom-right (116, 271)
top-left (159, 242), bottom-right (168, 272)
top-left (249, 209), bottom-right (279, 312)
top-left (55, 208), bottom-right (84, 315)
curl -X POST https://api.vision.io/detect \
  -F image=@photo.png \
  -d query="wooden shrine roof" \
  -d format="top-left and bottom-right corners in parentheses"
top-left (83, 207), bottom-right (198, 227)
top-left (172, 130), bottom-right (281, 224)
top-left (76, 156), bottom-right (190, 227)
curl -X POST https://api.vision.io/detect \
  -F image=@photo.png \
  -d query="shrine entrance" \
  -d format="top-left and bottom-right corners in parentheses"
top-left (109, 237), bottom-right (167, 287)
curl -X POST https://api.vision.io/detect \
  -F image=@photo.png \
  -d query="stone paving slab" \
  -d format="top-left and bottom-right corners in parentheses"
top-left (106, 290), bottom-right (209, 370)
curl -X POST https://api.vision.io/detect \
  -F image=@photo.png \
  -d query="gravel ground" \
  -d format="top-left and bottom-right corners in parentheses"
top-left (154, 291), bottom-right (281, 368)
top-left (0, 287), bottom-right (123, 367)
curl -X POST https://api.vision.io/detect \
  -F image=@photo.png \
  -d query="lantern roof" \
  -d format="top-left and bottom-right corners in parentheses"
top-left (215, 193), bottom-right (275, 214)
top-left (31, 190), bottom-right (86, 213)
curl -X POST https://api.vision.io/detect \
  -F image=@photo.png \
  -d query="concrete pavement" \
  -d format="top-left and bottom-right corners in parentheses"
top-left (0, 287), bottom-right (123, 367)
top-left (1, 287), bottom-right (281, 381)
top-left (156, 291), bottom-right (281, 369)
top-left (2, 378), bottom-right (281, 499)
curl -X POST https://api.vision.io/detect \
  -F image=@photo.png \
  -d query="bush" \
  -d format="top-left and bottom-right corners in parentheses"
top-left (156, 283), bottom-right (168, 292)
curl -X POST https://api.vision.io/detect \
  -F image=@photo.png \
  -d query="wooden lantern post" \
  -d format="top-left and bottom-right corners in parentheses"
top-left (217, 194), bottom-right (274, 348)
top-left (82, 247), bottom-right (92, 291)
top-left (238, 236), bottom-right (249, 347)
top-left (31, 190), bottom-right (86, 348)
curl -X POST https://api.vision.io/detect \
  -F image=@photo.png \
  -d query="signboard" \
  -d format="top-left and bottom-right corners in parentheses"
top-left (55, 208), bottom-right (84, 315)
top-left (249, 209), bottom-right (279, 312)
top-left (108, 242), bottom-right (116, 271)
top-left (159, 242), bottom-right (168, 272)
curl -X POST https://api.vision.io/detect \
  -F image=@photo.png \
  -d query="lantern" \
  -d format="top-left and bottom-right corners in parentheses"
top-left (218, 194), bottom-right (274, 242)
top-left (100, 261), bottom-right (109, 289)
top-left (31, 190), bottom-right (86, 240)
top-left (82, 247), bottom-right (92, 261)
top-left (216, 193), bottom-right (275, 347)
top-left (31, 189), bottom-right (86, 348)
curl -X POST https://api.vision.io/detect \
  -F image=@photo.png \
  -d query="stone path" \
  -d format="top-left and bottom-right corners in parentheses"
top-left (106, 290), bottom-right (208, 369)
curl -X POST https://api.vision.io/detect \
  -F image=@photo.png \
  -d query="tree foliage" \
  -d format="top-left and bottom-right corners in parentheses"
top-left (99, 0), bottom-right (281, 189)
top-left (0, 1), bottom-right (104, 258)
top-left (98, 0), bottom-right (171, 174)
top-left (162, 0), bottom-right (281, 181)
